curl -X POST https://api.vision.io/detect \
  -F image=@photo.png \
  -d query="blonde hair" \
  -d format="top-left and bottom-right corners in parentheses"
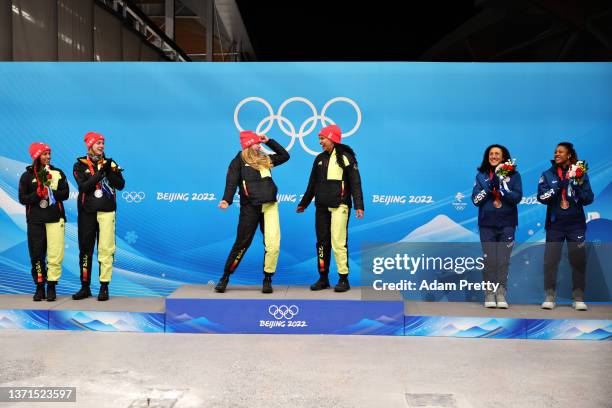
top-left (241, 147), bottom-right (272, 170)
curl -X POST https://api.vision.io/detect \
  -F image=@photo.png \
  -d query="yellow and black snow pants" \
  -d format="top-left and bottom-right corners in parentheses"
top-left (27, 220), bottom-right (65, 283)
top-left (223, 202), bottom-right (280, 274)
top-left (78, 211), bottom-right (116, 283)
top-left (315, 204), bottom-right (350, 275)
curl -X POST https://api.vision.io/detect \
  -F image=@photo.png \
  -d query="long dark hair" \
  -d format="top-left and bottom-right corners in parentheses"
top-left (477, 144), bottom-right (511, 172)
top-left (32, 157), bottom-right (42, 171)
top-left (557, 142), bottom-right (578, 165)
top-left (334, 143), bottom-right (356, 168)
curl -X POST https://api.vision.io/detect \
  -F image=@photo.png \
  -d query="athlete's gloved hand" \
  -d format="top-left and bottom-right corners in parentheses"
top-left (101, 158), bottom-right (113, 174)
top-left (296, 206), bottom-right (305, 213)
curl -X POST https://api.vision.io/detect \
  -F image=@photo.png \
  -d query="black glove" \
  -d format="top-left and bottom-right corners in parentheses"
top-left (102, 158), bottom-right (113, 173)
top-left (93, 170), bottom-right (105, 181)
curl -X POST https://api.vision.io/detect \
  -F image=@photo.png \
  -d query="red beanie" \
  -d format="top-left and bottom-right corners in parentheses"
top-left (240, 130), bottom-right (261, 150)
top-left (319, 124), bottom-right (342, 144)
top-left (84, 131), bottom-right (105, 149)
top-left (29, 142), bottom-right (50, 161)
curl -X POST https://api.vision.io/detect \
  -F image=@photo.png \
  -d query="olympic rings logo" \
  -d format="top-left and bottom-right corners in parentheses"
top-left (234, 97), bottom-right (362, 156)
top-left (268, 304), bottom-right (299, 320)
top-left (122, 191), bottom-right (145, 203)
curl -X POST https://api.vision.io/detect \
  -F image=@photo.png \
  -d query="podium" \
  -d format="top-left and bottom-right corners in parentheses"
top-left (404, 301), bottom-right (612, 340)
top-left (1, 288), bottom-right (610, 339)
top-left (0, 294), bottom-right (164, 332)
top-left (165, 285), bottom-right (405, 335)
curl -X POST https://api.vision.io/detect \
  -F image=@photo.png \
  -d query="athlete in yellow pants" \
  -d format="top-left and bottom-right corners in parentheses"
top-left (216, 131), bottom-right (289, 293)
top-left (45, 220), bottom-right (66, 281)
top-left (72, 132), bottom-right (125, 301)
top-left (262, 202), bottom-right (281, 273)
top-left (297, 125), bottom-right (364, 292)
top-left (18, 142), bottom-right (69, 301)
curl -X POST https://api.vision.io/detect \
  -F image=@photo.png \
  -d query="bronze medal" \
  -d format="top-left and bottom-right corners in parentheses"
top-left (493, 199), bottom-right (502, 209)
top-left (560, 199), bottom-right (570, 210)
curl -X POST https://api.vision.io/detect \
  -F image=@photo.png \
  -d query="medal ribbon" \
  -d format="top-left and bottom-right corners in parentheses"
top-left (557, 167), bottom-right (568, 202)
top-left (47, 185), bottom-right (56, 205)
top-left (489, 170), bottom-right (500, 202)
top-left (33, 164), bottom-right (42, 192)
top-left (100, 177), bottom-right (113, 197)
top-left (86, 156), bottom-right (102, 191)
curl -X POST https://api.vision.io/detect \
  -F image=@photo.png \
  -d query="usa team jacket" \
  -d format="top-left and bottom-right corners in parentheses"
top-left (471, 170), bottom-right (522, 227)
top-left (537, 164), bottom-right (594, 230)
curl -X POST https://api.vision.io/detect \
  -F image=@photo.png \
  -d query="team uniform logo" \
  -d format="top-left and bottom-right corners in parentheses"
top-left (234, 97), bottom-right (361, 156)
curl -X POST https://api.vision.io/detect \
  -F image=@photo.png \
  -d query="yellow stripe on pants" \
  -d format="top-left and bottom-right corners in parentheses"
top-left (330, 204), bottom-right (349, 275)
top-left (45, 219), bottom-right (65, 281)
top-left (262, 202), bottom-right (280, 273)
top-left (97, 211), bottom-right (116, 282)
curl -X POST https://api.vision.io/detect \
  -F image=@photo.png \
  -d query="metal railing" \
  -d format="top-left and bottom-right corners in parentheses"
top-left (96, 0), bottom-right (191, 61)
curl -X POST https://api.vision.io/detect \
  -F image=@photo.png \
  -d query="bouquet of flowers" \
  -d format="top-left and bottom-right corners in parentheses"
top-left (35, 165), bottom-right (55, 206)
top-left (568, 160), bottom-right (588, 185)
top-left (495, 159), bottom-right (517, 179)
top-left (36, 164), bottom-right (53, 187)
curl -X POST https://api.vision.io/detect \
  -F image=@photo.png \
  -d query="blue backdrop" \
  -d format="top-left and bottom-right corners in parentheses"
top-left (1, 62), bottom-right (611, 298)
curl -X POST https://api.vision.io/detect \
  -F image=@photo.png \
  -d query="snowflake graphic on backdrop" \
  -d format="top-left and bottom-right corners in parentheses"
top-left (125, 230), bottom-right (138, 244)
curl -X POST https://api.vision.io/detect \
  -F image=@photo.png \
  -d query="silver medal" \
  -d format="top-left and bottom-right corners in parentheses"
top-left (39, 199), bottom-right (48, 208)
top-left (94, 189), bottom-right (103, 198)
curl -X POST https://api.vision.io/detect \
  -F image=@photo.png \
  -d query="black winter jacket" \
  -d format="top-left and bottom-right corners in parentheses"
top-left (73, 156), bottom-right (125, 213)
top-left (18, 164), bottom-right (69, 223)
top-left (298, 145), bottom-right (364, 210)
top-left (222, 139), bottom-right (290, 206)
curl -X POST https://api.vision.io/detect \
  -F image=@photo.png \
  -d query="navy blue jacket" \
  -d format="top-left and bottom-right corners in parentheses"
top-left (537, 163), bottom-right (594, 230)
top-left (472, 170), bottom-right (522, 227)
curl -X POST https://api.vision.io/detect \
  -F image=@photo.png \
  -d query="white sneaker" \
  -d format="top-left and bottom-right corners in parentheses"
top-left (573, 301), bottom-right (588, 311)
top-left (496, 288), bottom-right (509, 309)
top-left (541, 290), bottom-right (555, 310)
top-left (484, 291), bottom-right (496, 308)
top-left (541, 300), bottom-right (555, 309)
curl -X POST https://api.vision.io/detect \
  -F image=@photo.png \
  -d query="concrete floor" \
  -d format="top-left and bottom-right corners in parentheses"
top-left (0, 331), bottom-right (610, 408)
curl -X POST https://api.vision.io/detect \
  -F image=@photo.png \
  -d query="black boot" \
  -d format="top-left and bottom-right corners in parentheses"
top-left (262, 273), bottom-right (273, 294)
top-left (72, 284), bottom-right (92, 300)
top-left (215, 273), bottom-right (230, 293)
top-left (33, 283), bottom-right (46, 301)
top-left (334, 274), bottom-right (350, 292)
top-left (46, 281), bottom-right (57, 302)
top-left (97, 282), bottom-right (109, 301)
top-left (310, 273), bottom-right (330, 291)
